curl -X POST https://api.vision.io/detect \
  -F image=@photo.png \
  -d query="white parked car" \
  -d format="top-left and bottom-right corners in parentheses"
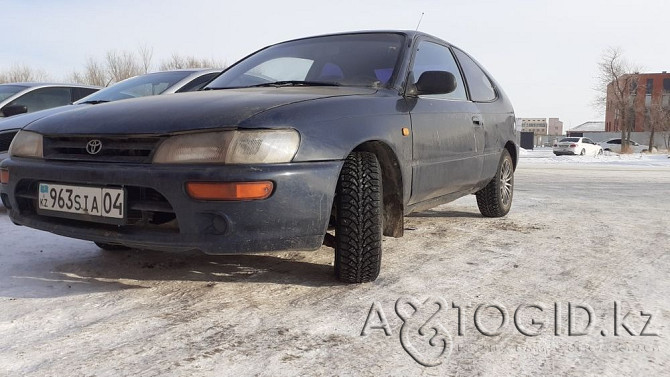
top-left (599, 138), bottom-right (656, 154)
top-left (553, 137), bottom-right (603, 156)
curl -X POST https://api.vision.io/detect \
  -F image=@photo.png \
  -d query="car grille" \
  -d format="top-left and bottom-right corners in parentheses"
top-left (43, 136), bottom-right (163, 163)
top-left (14, 181), bottom-right (179, 233)
top-left (0, 130), bottom-right (18, 152)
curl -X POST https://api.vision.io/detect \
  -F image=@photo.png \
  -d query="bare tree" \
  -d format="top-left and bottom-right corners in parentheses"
top-left (159, 53), bottom-right (226, 70)
top-left (645, 101), bottom-right (670, 152)
top-left (106, 50), bottom-right (143, 83)
top-left (69, 57), bottom-right (110, 87)
top-left (138, 44), bottom-right (154, 74)
top-left (595, 47), bottom-right (640, 153)
top-left (0, 64), bottom-right (50, 83)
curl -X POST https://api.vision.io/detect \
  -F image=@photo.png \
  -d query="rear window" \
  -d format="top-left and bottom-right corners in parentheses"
top-left (559, 138), bottom-right (580, 142)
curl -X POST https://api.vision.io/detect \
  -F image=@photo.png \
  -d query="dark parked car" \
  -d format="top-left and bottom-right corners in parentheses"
top-left (1, 31), bottom-right (517, 283)
top-left (0, 83), bottom-right (100, 118)
top-left (0, 69), bottom-right (222, 161)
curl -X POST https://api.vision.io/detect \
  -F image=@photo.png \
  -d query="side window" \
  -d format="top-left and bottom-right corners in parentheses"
top-left (453, 48), bottom-right (496, 102)
top-left (411, 41), bottom-right (467, 100)
top-left (176, 73), bottom-right (220, 93)
top-left (9, 87), bottom-right (72, 113)
top-left (71, 87), bottom-right (98, 101)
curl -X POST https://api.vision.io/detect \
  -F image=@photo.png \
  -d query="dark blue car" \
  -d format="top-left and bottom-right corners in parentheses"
top-left (1, 31), bottom-right (518, 283)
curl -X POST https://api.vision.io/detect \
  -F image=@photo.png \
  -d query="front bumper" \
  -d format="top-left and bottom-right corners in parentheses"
top-left (0, 158), bottom-right (342, 254)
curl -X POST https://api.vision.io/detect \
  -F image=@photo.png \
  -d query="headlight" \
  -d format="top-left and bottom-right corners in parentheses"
top-left (9, 130), bottom-right (43, 158)
top-left (152, 129), bottom-right (300, 164)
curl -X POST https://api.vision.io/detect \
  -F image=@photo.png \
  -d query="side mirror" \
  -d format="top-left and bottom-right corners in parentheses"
top-left (415, 71), bottom-right (457, 95)
top-left (1, 104), bottom-right (28, 117)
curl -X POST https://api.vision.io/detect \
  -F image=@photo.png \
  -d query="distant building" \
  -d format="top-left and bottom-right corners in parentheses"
top-left (519, 117), bottom-right (563, 146)
top-left (520, 118), bottom-right (547, 135)
top-left (566, 121), bottom-right (606, 137)
top-left (547, 118), bottom-right (563, 136)
top-left (605, 71), bottom-right (670, 132)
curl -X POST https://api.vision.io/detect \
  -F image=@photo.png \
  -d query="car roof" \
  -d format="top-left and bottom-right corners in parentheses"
top-left (280, 30), bottom-right (447, 44)
top-left (143, 68), bottom-right (221, 75)
top-left (1, 82), bottom-right (101, 89)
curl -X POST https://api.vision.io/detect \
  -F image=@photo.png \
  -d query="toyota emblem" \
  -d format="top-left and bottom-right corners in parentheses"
top-left (86, 139), bottom-right (103, 155)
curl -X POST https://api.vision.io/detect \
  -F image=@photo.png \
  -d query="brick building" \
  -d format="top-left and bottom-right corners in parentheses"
top-left (547, 118), bottom-right (563, 136)
top-left (605, 72), bottom-right (670, 132)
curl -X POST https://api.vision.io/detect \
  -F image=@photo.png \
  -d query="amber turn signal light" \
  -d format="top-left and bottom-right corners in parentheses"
top-left (186, 181), bottom-right (274, 201)
top-left (0, 169), bottom-right (8, 184)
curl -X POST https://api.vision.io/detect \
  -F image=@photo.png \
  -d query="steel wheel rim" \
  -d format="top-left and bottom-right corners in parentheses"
top-left (500, 159), bottom-right (513, 206)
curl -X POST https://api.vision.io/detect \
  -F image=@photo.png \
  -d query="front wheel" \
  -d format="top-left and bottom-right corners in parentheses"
top-left (334, 152), bottom-right (382, 283)
top-left (476, 149), bottom-right (514, 217)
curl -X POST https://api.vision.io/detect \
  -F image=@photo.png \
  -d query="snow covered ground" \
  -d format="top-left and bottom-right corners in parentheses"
top-left (521, 147), bottom-right (670, 167)
top-left (0, 153), bottom-right (668, 376)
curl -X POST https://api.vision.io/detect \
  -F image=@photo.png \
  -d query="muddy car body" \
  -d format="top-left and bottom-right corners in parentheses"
top-left (1, 31), bottom-right (517, 282)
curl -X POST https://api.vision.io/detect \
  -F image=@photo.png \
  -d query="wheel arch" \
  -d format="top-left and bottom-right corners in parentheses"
top-left (504, 141), bottom-right (518, 170)
top-left (351, 141), bottom-right (404, 238)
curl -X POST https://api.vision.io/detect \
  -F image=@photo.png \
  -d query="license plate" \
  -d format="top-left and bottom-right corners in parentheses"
top-left (38, 183), bottom-right (125, 220)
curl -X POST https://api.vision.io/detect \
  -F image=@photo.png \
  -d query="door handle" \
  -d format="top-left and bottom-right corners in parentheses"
top-left (472, 116), bottom-right (483, 126)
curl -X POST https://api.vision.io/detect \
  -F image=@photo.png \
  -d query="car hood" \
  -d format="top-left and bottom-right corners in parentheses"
top-left (0, 105), bottom-right (90, 133)
top-left (24, 87), bottom-right (376, 135)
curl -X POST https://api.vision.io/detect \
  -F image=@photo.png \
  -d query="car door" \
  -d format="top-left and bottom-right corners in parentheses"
top-left (408, 40), bottom-right (482, 205)
top-left (608, 139), bottom-right (622, 153)
top-left (582, 138), bottom-right (595, 154)
top-left (451, 48), bottom-right (503, 183)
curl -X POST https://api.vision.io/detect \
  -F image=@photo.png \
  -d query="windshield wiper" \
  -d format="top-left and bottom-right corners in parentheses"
top-left (250, 80), bottom-right (340, 87)
top-left (206, 81), bottom-right (341, 90)
top-left (78, 100), bottom-right (110, 105)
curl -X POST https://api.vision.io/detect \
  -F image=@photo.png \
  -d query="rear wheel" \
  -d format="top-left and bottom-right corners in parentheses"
top-left (580, 149), bottom-right (586, 156)
top-left (95, 242), bottom-right (131, 251)
top-left (334, 152), bottom-right (382, 283)
top-left (476, 149), bottom-right (514, 217)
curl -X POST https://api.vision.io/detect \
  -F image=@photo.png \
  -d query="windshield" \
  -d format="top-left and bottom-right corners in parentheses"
top-left (206, 33), bottom-right (405, 89)
top-left (76, 71), bottom-right (194, 103)
top-left (0, 85), bottom-right (27, 102)
top-left (559, 138), bottom-right (580, 142)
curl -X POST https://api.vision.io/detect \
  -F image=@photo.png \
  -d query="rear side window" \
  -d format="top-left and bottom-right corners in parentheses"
top-left (453, 48), bottom-right (496, 102)
top-left (411, 41), bottom-right (467, 100)
top-left (71, 87), bottom-right (98, 101)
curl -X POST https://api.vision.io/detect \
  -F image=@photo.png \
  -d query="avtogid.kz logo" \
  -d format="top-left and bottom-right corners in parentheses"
top-left (361, 297), bottom-right (453, 367)
top-left (361, 297), bottom-right (658, 367)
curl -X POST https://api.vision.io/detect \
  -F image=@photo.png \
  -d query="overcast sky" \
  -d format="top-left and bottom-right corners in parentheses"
top-left (4, 0), bottom-right (669, 129)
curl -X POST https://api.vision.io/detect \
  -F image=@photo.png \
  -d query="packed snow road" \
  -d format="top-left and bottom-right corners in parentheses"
top-left (1, 152), bottom-right (668, 376)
